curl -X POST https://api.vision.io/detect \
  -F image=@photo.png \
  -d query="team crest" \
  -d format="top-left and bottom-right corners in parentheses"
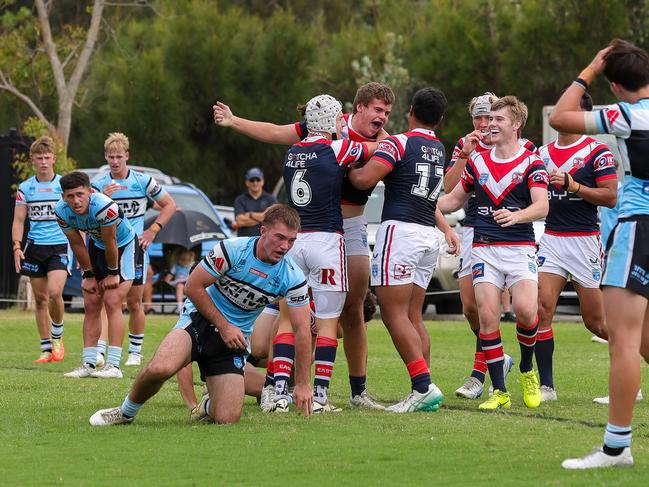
top-left (572, 157), bottom-right (585, 169)
top-left (592, 268), bottom-right (601, 281)
top-left (511, 172), bottom-right (524, 184)
top-left (537, 256), bottom-right (546, 267)
top-left (472, 263), bottom-right (485, 279)
top-left (59, 254), bottom-right (69, 266)
top-left (233, 356), bottom-right (244, 369)
top-left (371, 263), bottom-right (379, 278)
top-left (349, 145), bottom-right (360, 157)
top-left (393, 264), bottom-right (412, 280)
top-left (479, 173), bottom-right (489, 185)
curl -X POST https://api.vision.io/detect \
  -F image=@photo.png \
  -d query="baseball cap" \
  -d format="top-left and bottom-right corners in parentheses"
top-left (245, 167), bottom-right (264, 180)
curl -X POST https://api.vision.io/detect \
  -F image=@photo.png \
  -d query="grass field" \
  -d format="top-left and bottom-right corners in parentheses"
top-left (1, 309), bottom-right (648, 486)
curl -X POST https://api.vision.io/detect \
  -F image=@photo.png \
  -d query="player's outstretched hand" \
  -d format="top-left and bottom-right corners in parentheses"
top-left (82, 276), bottom-right (99, 294)
top-left (213, 101), bottom-right (233, 127)
top-left (444, 229), bottom-right (460, 256)
top-left (293, 383), bottom-right (313, 418)
top-left (220, 323), bottom-right (247, 350)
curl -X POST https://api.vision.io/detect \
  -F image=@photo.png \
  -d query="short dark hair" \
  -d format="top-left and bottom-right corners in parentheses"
top-left (603, 39), bottom-right (649, 91)
top-left (60, 171), bottom-right (90, 191)
top-left (262, 204), bottom-right (301, 231)
top-left (411, 87), bottom-right (447, 127)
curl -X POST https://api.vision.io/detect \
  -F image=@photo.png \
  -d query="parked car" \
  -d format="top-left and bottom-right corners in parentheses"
top-left (214, 204), bottom-right (236, 233)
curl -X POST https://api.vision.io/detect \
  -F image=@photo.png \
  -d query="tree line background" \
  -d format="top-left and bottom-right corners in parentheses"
top-left (1, 0), bottom-right (648, 203)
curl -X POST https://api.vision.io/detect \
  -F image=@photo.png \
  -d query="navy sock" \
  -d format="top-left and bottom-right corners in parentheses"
top-left (535, 327), bottom-right (554, 388)
top-left (349, 375), bottom-right (366, 397)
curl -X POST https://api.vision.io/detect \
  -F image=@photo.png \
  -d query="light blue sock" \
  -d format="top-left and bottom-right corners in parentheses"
top-left (604, 423), bottom-right (632, 449)
top-left (97, 339), bottom-right (107, 356)
top-left (120, 396), bottom-right (143, 418)
top-left (83, 347), bottom-right (97, 367)
top-left (51, 321), bottom-right (63, 339)
top-left (107, 346), bottom-right (122, 367)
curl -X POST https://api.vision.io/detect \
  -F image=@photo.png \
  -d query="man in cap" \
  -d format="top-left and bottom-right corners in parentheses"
top-left (233, 167), bottom-right (277, 237)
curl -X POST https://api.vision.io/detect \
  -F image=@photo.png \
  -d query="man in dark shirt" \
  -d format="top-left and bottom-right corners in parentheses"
top-left (233, 168), bottom-right (277, 237)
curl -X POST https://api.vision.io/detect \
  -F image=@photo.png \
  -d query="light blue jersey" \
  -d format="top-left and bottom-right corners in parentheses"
top-left (176, 237), bottom-right (308, 338)
top-left (55, 192), bottom-right (136, 250)
top-left (593, 98), bottom-right (649, 218)
top-left (15, 175), bottom-right (68, 245)
top-left (92, 169), bottom-right (166, 235)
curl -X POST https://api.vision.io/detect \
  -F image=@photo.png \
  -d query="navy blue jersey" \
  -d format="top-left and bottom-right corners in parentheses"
top-left (461, 147), bottom-right (549, 245)
top-left (372, 128), bottom-right (445, 226)
top-left (448, 137), bottom-right (538, 227)
top-left (539, 136), bottom-right (617, 235)
top-left (283, 136), bottom-right (367, 233)
top-left (55, 192), bottom-right (136, 250)
top-left (16, 175), bottom-right (68, 245)
top-left (590, 98), bottom-right (649, 219)
top-left (295, 113), bottom-right (376, 206)
top-left (92, 169), bottom-right (166, 235)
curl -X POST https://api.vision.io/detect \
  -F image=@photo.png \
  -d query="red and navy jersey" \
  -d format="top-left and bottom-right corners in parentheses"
top-left (283, 136), bottom-right (367, 233)
top-left (448, 137), bottom-right (537, 226)
top-left (461, 147), bottom-right (549, 246)
top-left (539, 136), bottom-right (617, 235)
top-left (372, 128), bottom-right (445, 227)
top-left (295, 113), bottom-right (377, 206)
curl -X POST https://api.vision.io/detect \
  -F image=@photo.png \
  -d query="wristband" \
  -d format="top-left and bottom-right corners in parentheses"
top-left (573, 78), bottom-right (588, 90)
top-left (457, 151), bottom-right (469, 160)
top-left (107, 267), bottom-right (119, 276)
top-left (151, 221), bottom-right (163, 232)
top-left (82, 269), bottom-right (95, 279)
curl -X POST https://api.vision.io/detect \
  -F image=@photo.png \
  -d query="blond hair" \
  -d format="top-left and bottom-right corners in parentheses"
top-left (104, 132), bottom-right (129, 153)
top-left (490, 95), bottom-right (528, 130)
top-left (30, 136), bottom-right (56, 157)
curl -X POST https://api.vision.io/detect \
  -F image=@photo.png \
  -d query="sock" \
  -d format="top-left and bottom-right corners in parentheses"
top-left (535, 326), bottom-right (554, 388)
top-left (51, 321), bottom-right (63, 339)
top-left (313, 336), bottom-right (338, 404)
top-left (247, 354), bottom-right (260, 367)
top-left (480, 330), bottom-right (506, 392)
top-left (120, 396), bottom-right (143, 419)
top-left (107, 346), bottom-right (122, 367)
top-left (349, 375), bottom-right (366, 397)
top-left (470, 351), bottom-right (488, 383)
top-left (603, 423), bottom-right (632, 455)
top-left (264, 360), bottom-right (275, 388)
top-left (128, 333), bottom-right (144, 354)
top-left (407, 358), bottom-right (431, 394)
top-left (273, 332), bottom-right (295, 399)
top-left (82, 347), bottom-right (97, 367)
top-left (97, 339), bottom-right (107, 357)
top-left (40, 338), bottom-right (52, 353)
top-left (517, 316), bottom-right (539, 373)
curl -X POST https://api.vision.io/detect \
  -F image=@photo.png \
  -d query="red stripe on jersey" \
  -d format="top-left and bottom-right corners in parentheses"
top-left (473, 241), bottom-right (536, 247)
top-left (595, 173), bottom-right (618, 182)
top-left (544, 229), bottom-right (599, 237)
top-left (344, 113), bottom-right (378, 142)
top-left (294, 122), bottom-right (303, 138)
top-left (405, 130), bottom-right (439, 142)
top-left (373, 155), bottom-right (395, 169)
top-left (340, 199), bottom-right (363, 206)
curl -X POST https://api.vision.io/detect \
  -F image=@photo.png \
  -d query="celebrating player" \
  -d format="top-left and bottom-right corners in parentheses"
top-left (349, 87), bottom-right (459, 412)
top-left (552, 40), bottom-right (649, 470)
top-left (12, 136), bottom-right (68, 363)
top-left (213, 82), bottom-right (393, 409)
top-left (92, 133), bottom-right (176, 366)
top-left (89, 205), bottom-right (313, 425)
top-left (55, 171), bottom-right (137, 378)
top-left (438, 96), bottom-right (549, 410)
top-left (536, 92), bottom-right (618, 402)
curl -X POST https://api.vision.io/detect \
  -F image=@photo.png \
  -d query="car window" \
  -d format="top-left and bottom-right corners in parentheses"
top-left (144, 189), bottom-right (220, 224)
top-left (364, 185), bottom-right (384, 224)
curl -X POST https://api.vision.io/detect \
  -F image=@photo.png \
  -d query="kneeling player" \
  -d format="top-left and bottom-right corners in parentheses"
top-left (55, 171), bottom-right (136, 378)
top-left (438, 96), bottom-right (549, 410)
top-left (89, 205), bottom-right (313, 425)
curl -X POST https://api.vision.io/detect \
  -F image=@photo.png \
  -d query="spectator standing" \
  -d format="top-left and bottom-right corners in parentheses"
top-left (233, 168), bottom-right (277, 237)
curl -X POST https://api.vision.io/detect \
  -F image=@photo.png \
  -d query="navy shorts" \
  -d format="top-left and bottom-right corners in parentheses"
top-left (20, 241), bottom-right (70, 278)
top-left (88, 238), bottom-right (136, 283)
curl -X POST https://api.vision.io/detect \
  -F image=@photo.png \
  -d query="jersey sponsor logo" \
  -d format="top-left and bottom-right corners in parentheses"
top-left (249, 268), bottom-right (268, 279)
top-left (630, 265), bottom-right (649, 286)
top-left (393, 264), bottom-right (413, 280)
top-left (595, 154), bottom-right (615, 170)
top-left (106, 207), bottom-right (117, 219)
top-left (472, 263), bottom-right (485, 279)
top-left (421, 145), bottom-right (443, 163)
top-left (532, 171), bottom-right (549, 185)
top-left (117, 199), bottom-right (145, 218)
top-left (377, 140), bottom-right (397, 159)
top-left (37, 187), bottom-right (53, 192)
top-left (287, 292), bottom-right (309, 306)
top-left (321, 268), bottom-right (337, 285)
top-left (217, 275), bottom-right (276, 310)
top-left (27, 202), bottom-right (57, 220)
top-left (215, 257), bottom-right (225, 271)
top-left (605, 108), bottom-right (619, 126)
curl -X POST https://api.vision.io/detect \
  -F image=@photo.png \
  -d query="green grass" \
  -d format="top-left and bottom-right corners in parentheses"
top-left (1, 309), bottom-right (648, 486)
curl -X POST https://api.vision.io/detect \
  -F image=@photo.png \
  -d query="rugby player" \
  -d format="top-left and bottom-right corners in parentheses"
top-left (213, 82), bottom-right (393, 409)
top-left (551, 39), bottom-right (649, 470)
top-left (445, 93), bottom-right (538, 399)
top-left (349, 87), bottom-right (459, 412)
top-left (89, 205), bottom-right (314, 425)
top-left (12, 136), bottom-right (68, 363)
top-left (55, 171), bottom-right (137, 378)
top-left (438, 96), bottom-right (549, 410)
top-left (92, 133), bottom-right (176, 366)
top-left (536, 93), bottom-right (618, 402)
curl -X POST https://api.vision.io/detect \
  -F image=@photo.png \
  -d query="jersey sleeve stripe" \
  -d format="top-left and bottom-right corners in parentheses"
top-left (200, 259), bottom-right (220, 278)
top-left (595, 173), bottom-right (618, 182)
top-left (618, 103), bottom-right (632, 126)
top-left (373, 156), bottom-right (395, 169)
top-left (597, 110), bottom-right (609, 134)
top-left (287, 280), bottom-right (308, 293)
top-left (220, 241), bottom-right (232, 269)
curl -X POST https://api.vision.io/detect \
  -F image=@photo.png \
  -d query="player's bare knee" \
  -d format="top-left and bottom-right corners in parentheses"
top-left (513, 304), bottom-right (537, 326)
top-left (34, 293), bottom-right (49, 308)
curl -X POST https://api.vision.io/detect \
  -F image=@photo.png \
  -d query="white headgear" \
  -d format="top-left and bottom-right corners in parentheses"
top-left (305, 94), bottom-right (342, 135)
top-left (470, 92), bottom-right (497, 117)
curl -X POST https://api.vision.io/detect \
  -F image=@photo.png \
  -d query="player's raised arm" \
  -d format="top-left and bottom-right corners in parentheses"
top-left (437, 179), bottom-right (472, 214)
top-left (213, 101), bottom-right (301, 145)
top-left (444, 131), bottom-right (483, 193)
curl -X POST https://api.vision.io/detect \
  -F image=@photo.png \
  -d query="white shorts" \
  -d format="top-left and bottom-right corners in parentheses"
top-left (343, 215), bottom-right (370, 257)
top-left (288, 232), bottom-right (348, 293)
top-left (471, 245), bottom-right (538, 290)
top-left (457, 226), bottom-right (474, 279)
top-left (538, 233), bottom-right (602, 288)
top-left (371, 220), bottom-right (442, 289)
